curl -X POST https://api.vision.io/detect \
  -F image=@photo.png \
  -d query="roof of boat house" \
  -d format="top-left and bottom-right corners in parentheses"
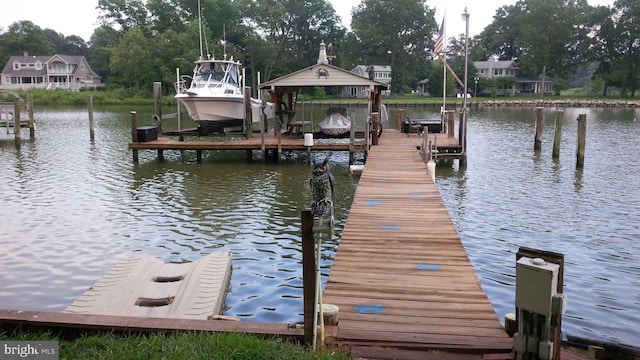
top-left (259, 62), bottom-right (389, 89)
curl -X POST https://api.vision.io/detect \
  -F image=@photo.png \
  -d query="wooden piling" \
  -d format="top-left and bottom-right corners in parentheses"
top-left (534, 107), bottom-right (544, 151)
top-left (27, 91), bottom-right (35, 138)
top-left (153, 82), bottom-right (163, 137)
top-left (445, 110), bottom-right (455, 138)
top-left (371, 112), bottom-right (379, 145)
top-left (244, 87), bottom-right (252, 139)
top-left (301, 209), bottom-right (316, 346)
top-left (88, 95), bottom-right (95, 141)
top-left (130, 111), bottom-right (139, 163)
top-left (577, 114), bottom-right (586, 168)
top-left (552, 110), bottom-right (564, 158)
top-left (13, 98), bottom-right (21, 143)
top-left (395, 108), bottom-right (404, 131)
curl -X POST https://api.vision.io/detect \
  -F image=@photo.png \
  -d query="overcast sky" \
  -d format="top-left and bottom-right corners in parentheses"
top-left (1, 0), bottom-right (616, 42)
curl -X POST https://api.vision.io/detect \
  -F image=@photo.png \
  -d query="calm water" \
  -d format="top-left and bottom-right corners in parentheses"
top-left (0, 104), bottom-right (638, 347)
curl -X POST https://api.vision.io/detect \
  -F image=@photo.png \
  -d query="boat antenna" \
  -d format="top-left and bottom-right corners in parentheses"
top-left (197, 0), bottom-right (203, 60)
top-left (222, 24), bottom-right (227, 61)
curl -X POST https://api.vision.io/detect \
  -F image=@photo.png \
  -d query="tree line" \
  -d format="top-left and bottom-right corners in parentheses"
top-left (0, 0), bottom-right (638, 97)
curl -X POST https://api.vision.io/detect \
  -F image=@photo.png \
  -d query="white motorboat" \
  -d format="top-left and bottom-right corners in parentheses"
top-left (318, 108), bottom-right (351, 136)
top-left (174, 0), bottom-right (251, 134)
top-left (175, 57), bottom-right (246, 133)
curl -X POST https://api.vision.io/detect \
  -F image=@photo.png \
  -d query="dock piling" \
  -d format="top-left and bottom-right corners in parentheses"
top-left (534, 107), bottom-right (544, 151)
top-left (13, 98), bottom-right (21, 144)
top-left (27, 91), bottom-right (35, 138)
top-left (552, 110), bottom-right (564, 158)
top-left (153, 82), bottom-right (163, 137)
top-left (301, 209), bottom-right (316, 346)
top-left (130, 111), bottom-right (139, 163)
top-left (88, 95), bottom-right (95, 141)
top-left (577, 114), bottom-right (587, 168)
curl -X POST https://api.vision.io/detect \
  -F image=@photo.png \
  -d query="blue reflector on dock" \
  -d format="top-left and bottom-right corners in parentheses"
top-left (374, 178), bottom-right (388, 182)
top-left (383, 225), bottom-right (400, 230)
top-left (409, 192), bottom-right (424, 197)
top-left (355, 304), bottom-right (384, 314)
top-left (367, 200), bottom-right (381, 206)
top-left (417, 264), bottom-right (441, 271)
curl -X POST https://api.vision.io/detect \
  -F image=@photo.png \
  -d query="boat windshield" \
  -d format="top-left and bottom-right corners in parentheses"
top-left (194, 62), bottom-right (239, 86)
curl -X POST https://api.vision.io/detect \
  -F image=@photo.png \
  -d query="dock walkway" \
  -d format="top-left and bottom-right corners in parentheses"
top-left (322, 129), bottom-right (512, 358)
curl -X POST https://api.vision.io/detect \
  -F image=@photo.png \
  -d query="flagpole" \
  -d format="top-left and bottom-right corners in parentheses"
top-left (441, 14), bottom-right (446, 114)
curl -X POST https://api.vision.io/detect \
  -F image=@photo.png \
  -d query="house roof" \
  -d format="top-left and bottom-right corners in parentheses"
top-left (259, 62), bottom-right (388, 90)
top-left (474, 59), bottom-right (518, 70)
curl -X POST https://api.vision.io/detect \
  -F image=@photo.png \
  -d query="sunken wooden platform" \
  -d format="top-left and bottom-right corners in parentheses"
top-left (322, 130), bottom-right (512, 358)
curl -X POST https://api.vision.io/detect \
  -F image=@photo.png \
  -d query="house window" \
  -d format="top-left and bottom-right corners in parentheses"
top-left (13, 63), bottom-right (19, 70)
top-left (494, 69), bottom-right (503, 76)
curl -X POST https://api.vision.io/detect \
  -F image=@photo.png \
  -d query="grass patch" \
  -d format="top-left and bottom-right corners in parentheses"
top-left (0, 329), bottom-right (350, 359)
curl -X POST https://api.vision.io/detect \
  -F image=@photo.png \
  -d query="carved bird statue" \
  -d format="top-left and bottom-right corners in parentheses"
top-left (310, 157), bottom-right (335, 216)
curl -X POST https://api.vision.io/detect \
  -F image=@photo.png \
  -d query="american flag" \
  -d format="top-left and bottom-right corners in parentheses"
top-left (434, 17), bottom-right (445, 55)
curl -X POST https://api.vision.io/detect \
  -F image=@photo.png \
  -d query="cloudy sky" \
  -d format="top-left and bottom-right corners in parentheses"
top-left (1, 0), bottom-right (616, 41)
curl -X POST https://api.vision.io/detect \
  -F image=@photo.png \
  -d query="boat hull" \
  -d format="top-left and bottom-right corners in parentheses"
top-left (176, 94), bottom-right (245, 132)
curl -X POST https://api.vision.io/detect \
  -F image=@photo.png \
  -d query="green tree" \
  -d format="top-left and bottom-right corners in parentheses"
top-left (0, 21), bottom-right (54, 65)
top-left (350, 0), bottom-right (436, 95)
top-left (87, 25), bottom-right (121, 85)
top-left (514, 0), bottom-right (586, 97)
top-left (237, 0), bottom-right (345, 82)
top-left (472, 5), bottom-right (521, 62)
top-left (97, 0), bottom-right (149, 35)
top-left (109, 28), bottom-right (154, 90)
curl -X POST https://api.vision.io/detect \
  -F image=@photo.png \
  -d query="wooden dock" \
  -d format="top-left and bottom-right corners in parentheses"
top-left (322, 129), bottom-right (512, 358)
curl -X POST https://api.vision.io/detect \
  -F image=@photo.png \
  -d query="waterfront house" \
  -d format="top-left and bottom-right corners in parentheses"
top-left (342, 64), bottom-right (391, 98)
top-left (0, 53), bottom-right (102, 91)
top-left (473, 57), bottom-right (553, 95)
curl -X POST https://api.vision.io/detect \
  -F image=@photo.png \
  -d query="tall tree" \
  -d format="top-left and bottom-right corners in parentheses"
top-left (350, 0), bottom-right (436, 95)
top-left (0, 21), bottom-right (54, 65)
top-left (514, 0), bottom-right (587, 96)
top-left (237, 0), bottom-right (345, 82)
top-left (97, 0), bottom-right (149, 35)
top-left (109, 28), bottom-right (154, 89)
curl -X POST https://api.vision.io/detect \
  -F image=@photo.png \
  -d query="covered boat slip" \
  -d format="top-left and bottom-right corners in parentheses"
top-left (322, 129), bottom-right (512, 356)
top-left (64, 252), bottom-right (232, 320)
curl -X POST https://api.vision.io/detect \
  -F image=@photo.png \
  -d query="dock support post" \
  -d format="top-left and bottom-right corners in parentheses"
top-left (458, 110), bottom-right (467, 166)
top-left (349, 112), bottom-right (356, 165)
top-left (552, 110), bottom-right (564, 159)
top-left (13, 98), bottom-right (21, 145)
top-left (371, 112), bottom-right (379, 145)
top-left (153, 82), bottom-right (163, 137)
top-left (88, 95), bottom-right (95, 141)
top-left (130, 111), bottom-right (139, 163)
top-left (534, 107), bottom-right (544, 151)
top-left (395, 108), bottom-right (404, 131)
top-left (277, 129), bottom-right (282, 162)
top-left (446, 110), bottom-right (455, 138)
top-left (196, 150), bottom-right (202, 163)
top-left (301, 209), bottom-right (316, 347)
top-left (244, 87), bottom-right (252, 139)
top-left (27, 91), bottom-right (35, 138)
top-left (576, 114), bottom-right (586, 168)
